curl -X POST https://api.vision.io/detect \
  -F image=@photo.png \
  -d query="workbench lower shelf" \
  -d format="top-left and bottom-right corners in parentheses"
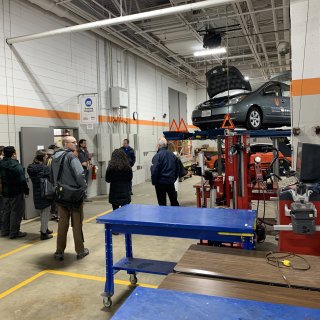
top-left (113, 257), bottom-right (176, 275)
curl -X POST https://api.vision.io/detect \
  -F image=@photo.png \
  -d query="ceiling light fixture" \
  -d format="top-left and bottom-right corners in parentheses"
top-left (244, 76), bottom-right (250, 81)
top-left (194, 47), bottom-right (227, 57)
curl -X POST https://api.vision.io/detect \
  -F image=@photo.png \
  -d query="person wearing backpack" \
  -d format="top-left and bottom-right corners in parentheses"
top-left (0, 146), bottom-right (29, 239)
top-left (50, 136), bottom-right (88, 261)
top-left (27, 150), bottom-right (53, 240)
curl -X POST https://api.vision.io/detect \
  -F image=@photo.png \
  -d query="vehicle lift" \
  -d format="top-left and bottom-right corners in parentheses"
top-left (164, 128), bottom-right (291, 243)
top-left (164, 128), bottom-right (290, 209)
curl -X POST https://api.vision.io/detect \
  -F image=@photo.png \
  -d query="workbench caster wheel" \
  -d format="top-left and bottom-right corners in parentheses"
top-left (103, 297), bottom-right (112, 308)
top-left (130, 274), bottom-right (138, 285)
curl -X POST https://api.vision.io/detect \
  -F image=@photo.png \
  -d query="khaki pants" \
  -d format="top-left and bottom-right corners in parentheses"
top-left (56, 204), bottom-right (84, 254)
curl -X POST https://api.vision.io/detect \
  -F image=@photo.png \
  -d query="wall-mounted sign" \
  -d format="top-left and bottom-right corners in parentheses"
top-left (80, 95), bottom-right (98, 124)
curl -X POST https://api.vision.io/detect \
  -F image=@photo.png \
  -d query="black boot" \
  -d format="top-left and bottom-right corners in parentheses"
top-left (47, 229), bottom-right (53, 234)
top-left (40, 232), bottom-right (53, 240)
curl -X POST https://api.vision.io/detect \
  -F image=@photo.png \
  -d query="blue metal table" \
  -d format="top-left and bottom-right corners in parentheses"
top-left (111, 287), bottom-right (320, 320)
top-left (97, 204), bottom-right (256, 307)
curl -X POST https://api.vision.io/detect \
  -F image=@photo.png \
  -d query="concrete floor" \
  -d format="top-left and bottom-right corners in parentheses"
top-left (0, 176), bottom-right (278, 320)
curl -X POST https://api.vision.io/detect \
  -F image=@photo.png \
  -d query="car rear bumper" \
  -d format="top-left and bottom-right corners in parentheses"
top-left (192, 108), bottom-right (246, 127)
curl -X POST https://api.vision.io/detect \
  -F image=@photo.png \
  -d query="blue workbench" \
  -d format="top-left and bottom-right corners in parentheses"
top-left (97, 204), bottom-right (256, 307)
top-left (111, 287), bottom-right (320, 320)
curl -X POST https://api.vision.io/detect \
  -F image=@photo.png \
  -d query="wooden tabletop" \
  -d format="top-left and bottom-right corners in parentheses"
top-left (160, 273), bottom-right (320, 309)
top-left (174, 245), bottom-right (320, 290)
top-left (193, 181), bottom-right (210, 188)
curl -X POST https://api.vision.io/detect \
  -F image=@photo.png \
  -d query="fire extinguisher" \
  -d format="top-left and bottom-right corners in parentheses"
top-left (91, 165), bottom-right (97, 180)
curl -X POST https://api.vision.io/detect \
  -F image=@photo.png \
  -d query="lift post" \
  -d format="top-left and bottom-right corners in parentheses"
top-left (164, 128), bottom-right (291, 210)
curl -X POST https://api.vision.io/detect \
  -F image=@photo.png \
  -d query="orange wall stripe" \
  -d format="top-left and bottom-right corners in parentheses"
top-left (0, 104), bottom-right (171, 127)
top-left (0, 104), bottom-right (79, 120)
top-left (99, 115), bottom-right (169, 127)
top-left (291, 78), bottom-right (320, 96)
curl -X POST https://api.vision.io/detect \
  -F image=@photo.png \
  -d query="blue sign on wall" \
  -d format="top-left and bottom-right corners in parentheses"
top-left (81, 95), bottom-right (98, 124)
top-left (85, 98), bottom-right (93, 107)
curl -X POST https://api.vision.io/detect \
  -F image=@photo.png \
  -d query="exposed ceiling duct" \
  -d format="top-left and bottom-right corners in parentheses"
top-left (7, 0), bottom-right (238, 44)
top-left (12, 0), bottom-right (290, 87)
top-left (17, 0), bottom-right (208, 86)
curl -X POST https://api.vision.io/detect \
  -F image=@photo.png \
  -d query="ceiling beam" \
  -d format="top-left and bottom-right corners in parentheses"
top-left (232, 2), bottom-right (268, 80)
top-left (271, 0), bottom-right (283, 71)
top-left (245, 0), bottom-right (272, 74)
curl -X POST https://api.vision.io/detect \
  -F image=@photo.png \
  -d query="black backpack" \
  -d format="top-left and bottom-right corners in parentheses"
top-left (54, 152), bottom-right (86, 208)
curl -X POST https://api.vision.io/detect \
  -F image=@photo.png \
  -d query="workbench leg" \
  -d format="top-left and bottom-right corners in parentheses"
top-left (242, 237), bottom-right (255, 250)
top-left (104, 225), bottom-right (114, 298)
top-left (125, 233), bottom-right (137, 284)
top-left (196, 189), bottom-right (201, 208)
top-left (125, 233), bottom-right (133, 258)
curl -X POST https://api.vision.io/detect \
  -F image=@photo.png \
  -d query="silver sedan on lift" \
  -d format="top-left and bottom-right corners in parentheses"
top-left (192, 65), bottom-right (291, 130)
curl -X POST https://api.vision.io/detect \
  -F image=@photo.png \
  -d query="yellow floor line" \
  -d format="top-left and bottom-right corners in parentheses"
top-left (47, 270), bottom-right (106, 282)
top-left (0, 243), bottom-right (36, 260)
top-left (46, 270), bottom-right (158, 288)
top-left (0, 209), bottom-right (112, 261)
top-left (83, 209), bottom-right (112, 223)
top-left (0, 270), bottom-right (47, 299)
top-left (0, 269), bottom-right (157, 300)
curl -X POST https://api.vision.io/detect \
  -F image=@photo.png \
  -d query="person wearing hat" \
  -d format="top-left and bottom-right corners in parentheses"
top-left (46, 147), bottom-right (54, 164)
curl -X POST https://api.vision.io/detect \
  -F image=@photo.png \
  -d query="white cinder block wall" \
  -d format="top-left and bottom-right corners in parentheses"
top-left (0, 0), bottom-right (197, 197)
top-left (290, 0), bottom-right (320, 166)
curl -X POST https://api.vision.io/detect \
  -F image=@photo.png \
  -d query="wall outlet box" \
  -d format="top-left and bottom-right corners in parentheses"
top-left (111, 87), bottom-right (128, 108)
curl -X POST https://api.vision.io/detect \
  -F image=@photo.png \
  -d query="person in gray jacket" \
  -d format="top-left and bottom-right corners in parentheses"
top-left (51, 136), bottom-right (89, 261)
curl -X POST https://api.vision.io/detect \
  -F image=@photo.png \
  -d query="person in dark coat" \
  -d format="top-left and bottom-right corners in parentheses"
top-left (77, 139), bottom-right (92, 202)
top-left (0, 146), bottom-right (29, 239)
top-left (46, 147), bottom-right (59, 222)
top-left (27, 150), bottom-right (53, 240)
top-left (0, 145), bottom-right (4, 232)
top-left (121, 139), bottom-right (136, 167)
top-left (121, 139), bottom-right (136, 195)
top-left (151, 138), bottom-right (180, 206)
top-left (105, 149), bottom-right (133, 211)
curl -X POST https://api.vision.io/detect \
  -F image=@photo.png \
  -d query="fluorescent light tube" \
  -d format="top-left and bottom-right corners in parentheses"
top-left (193, 47), bottom-right (227, 57)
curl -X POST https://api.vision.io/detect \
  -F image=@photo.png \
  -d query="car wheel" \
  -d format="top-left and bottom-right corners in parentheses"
top-left (246, 107), bottom-right (262, 130)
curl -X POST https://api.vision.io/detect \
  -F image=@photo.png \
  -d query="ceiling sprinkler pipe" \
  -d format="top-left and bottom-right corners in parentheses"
top-left (7, 0), bottom-right (238, 44)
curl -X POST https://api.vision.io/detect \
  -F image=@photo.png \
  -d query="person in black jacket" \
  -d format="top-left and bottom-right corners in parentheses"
top-left (151, 138), bottom-right (180, 206)
top-left (0, 145), bottom-right (4, 233)
top-left (0, 146), bottom-right (29, 239)
top-left (121, 139), bottom-right (136, 195)
top-left (27, 150), bottom-right (53, 240)
top-left (77, 139), bottom-right (92, 202)
top-left (121, 139), bottom-right (136, 167)
top-left (105, 149), bottom-right (133, 211)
